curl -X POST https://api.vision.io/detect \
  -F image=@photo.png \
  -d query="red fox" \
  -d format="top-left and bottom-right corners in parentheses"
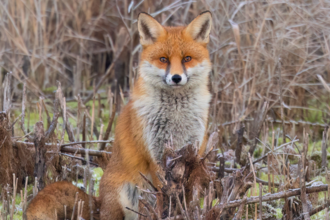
top-left (25, 11), bottom-right (212, 220)
top-left (99, 11), bottom-right (212, 220)
top-left (26, 181), bottom-right (100, 220)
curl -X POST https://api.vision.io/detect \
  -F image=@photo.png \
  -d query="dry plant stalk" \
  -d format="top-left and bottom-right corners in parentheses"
top-left (9, 174), bottom-right (18, 220)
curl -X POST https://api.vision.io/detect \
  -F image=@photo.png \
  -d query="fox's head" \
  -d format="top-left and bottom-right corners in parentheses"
top-left (137, 11), bottom-right (212, 89)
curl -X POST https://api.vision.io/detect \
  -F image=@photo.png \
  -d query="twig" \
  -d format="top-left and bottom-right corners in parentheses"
top-left (278, 60), bottom-right (285, 144)
top-left (91, 90), bottom-right (95, 140)
top-left (182, 185), bottom-right (190, 220)
top-left (44, 112), bottom-right (59, 140)
top-left (322, 129), bottom-right (328, 169)
top-left (139, 197), bottom-right (160, 220)
top-left (204, 131), bottom-right (219, 157)
top-left (82, 114), bottom-right (86, 148)
top-left (47, 152), bottom-right (98, 166)
top-left (33, 121), bottom-right (47, 190)
top-left (13, 141), bottom-right (112, 157)
top-left (259, 183), bottom-right (262, 220)
top-left (139, 172), bottom-right (158, 192)
top-left (100, 103), bottom-right (116, 150)
top-left (221, 118), bottom-right (328, 128)
top-left (61, 140), bottom-right (113, 147)
top-left (136, 186), bottom-right (159, 195)
top-left (221, 184), bottom-right (329, 208)
top-left (252, 139), bottom-right (299, 165)
top-left (232, 195), bottom-right (247, 220)
top-left (10, 174), bottom-right (18, 220)
top-left (175, 193), bottom-right (187, 220)
top-left (268, 154), bottom-right (271, 193)
top-left (61, 146), bottom-right (111, 156)
top-left (125, 207), bottom-right (147, 217)
top-left (235, 126), bottom-right (245, 167)
top-left (71, 192), bottom-right (79, 220)
top-left (299, 154), bottom-right (311, 220)
top-left (21, 81), bottom-right (27, 134)
top-left (41, 98), bottom-right (51, 128)
top-left (9, 113), bottom-right (22, 129)
top-left (3, 73), bottom-right (12, 113)
top-left (218, 157), bottom-right (225, 179)
top-left (309, 200), bottom-right (330, 216)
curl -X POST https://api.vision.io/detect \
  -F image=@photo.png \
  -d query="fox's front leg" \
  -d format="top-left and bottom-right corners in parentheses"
top-left (100, 168), bottom-right (140, 220)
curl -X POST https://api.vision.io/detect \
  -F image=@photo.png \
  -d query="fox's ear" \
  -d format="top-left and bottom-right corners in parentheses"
top-left (184, 11), bottom-right (212, 44)
top-left (138, 13), bottom-right (166, 46)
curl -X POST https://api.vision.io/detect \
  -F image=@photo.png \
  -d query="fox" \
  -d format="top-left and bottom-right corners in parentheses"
top-left (26, 181), bottom-right (100, 220)
top-left (99, 11), bottom-right (212, 220)
top-left (25, 11), bottom-right (212, 220)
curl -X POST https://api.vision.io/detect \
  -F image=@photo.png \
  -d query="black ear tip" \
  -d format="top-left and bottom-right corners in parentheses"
top-left (200, 10), bottom-right (212, 17)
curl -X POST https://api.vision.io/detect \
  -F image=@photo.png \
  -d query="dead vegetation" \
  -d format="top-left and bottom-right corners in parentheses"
top-left (1, 0), bottom-right (330, 219)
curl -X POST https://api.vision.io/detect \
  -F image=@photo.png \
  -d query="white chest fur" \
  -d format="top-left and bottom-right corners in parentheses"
top-left (133, 87), bottom-right (210, 162)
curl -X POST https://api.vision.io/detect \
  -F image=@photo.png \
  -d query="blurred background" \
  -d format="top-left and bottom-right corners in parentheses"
top-left (1, 0), bottom-right (330, 218)
top-left (1, 0), bottom-right (329, 138)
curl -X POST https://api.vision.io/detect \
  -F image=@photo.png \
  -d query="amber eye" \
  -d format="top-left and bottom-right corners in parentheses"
top-left (183, 56), bottom-right (192, 62)
top-left (160, 57), bottom-right (168, 63)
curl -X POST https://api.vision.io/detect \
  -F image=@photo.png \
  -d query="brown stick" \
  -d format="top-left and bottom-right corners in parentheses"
top-left (271, 131), bottom-right (275, 193)
top-left (125, 207), bottom-right (147, 218)
top-left (210, 167), bottom-right (280, 187)
top-left (33, 122), bottom-right (46, 190)
top-left (48, 152), bottom-right (99, 166)
top-left (100, 103), bottom-right (116, 150)
top-left (299, 154), bottom-right (311, 220)
top-left (45, 114), bottom-right (59, 140)
top-left (3, 73), bottom-right (12, 113)
top-left (139, 172), bottom-right (158, 192)
top-left (234, 126), bottom-right (245, 167)
top-left (309, 200), bottom-right (330, 216)
top-left (61, 146), bottom-right (111, 156)
top-left (222, 118), bottom-right (328, 128)
top-left (60, 140), bottom-right (113, 147)
top-left (232, 195), bottom-right (247, 220)
top-left (259, 183), bottom-right (262, 220)
top-left (268, 154), bottom-right (271, 193)
top-left (218, 157), bottom-right (225, 179)
top-left (13, 141), bottom-right (112, 157)
top-left (21, 81), bottom-right (27, 134)
top-left (322, 129), bottom-right (328, 169)
top-left (82, 114), bottom-right (86, 148)
top-left (139, 197), bottom-right (160, 220)
top-left (175, 193), bottom-right (187, 220)
top-left (218, 184), bottom-right (329, 208)
top-left (34, 97), bottom-right (60, 193)
top-left (41, 99), bottom-right (51, 129)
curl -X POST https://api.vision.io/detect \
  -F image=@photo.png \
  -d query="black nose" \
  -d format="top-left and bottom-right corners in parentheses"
top-left (172, 74), bottom-right (182, 84)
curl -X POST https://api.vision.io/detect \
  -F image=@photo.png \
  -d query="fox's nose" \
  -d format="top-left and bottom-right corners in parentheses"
top-left (172, 74), bottom-right (182, 84)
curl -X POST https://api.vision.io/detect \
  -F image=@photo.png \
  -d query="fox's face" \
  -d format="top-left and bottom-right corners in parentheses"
top-left (138, 11), bottom-right (212, 89)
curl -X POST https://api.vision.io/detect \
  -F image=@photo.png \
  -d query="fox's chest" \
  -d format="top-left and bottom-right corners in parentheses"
top-left (134, 90), bottom-right (210, 161)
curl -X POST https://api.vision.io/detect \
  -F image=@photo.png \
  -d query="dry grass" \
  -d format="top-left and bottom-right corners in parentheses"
top-left (0, 0), bottom-right (329, 131)
top-left (1, 0), bottom-right (330, 219)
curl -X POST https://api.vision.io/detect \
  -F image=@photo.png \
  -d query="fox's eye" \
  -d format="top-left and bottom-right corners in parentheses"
top-left (183, 56), bottom-right (192, 62)
top-left (160, 57), bottom-right (168, 63)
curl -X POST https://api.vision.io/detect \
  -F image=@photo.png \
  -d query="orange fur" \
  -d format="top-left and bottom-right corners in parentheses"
top-left (26, 181), bottom-right (100, 220)
top-left (100, 11), bottom-right (212, 220)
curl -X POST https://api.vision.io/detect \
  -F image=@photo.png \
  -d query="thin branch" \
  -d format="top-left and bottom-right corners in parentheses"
top-left (125, 207), bottom-right (147, 218)
top-left (100, 103), bottom-right (116, 150)
top-left (219, 184), bottom-right (328, 209)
